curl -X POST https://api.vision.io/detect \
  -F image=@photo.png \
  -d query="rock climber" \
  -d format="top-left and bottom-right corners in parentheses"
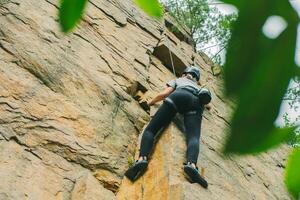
top-left (124, 66), bottom-right (212, 188)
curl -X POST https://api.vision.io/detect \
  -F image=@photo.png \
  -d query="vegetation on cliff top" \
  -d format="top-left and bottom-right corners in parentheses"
top-left (162, 0), bottom-right (237, 64)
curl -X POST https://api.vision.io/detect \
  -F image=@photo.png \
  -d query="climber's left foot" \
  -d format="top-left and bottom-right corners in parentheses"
top-left (125, 157), bottom-right (148, 182)
top-left (183, 162), bottom-right (208, 188)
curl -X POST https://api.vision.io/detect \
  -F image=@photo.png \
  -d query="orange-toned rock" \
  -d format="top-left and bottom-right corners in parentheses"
top-left (71, 172), bottom-right (116, 200)
top-left (94, 169), bottom-right (122, 193)
top-left (0, 0), bottom-right (292, 199)
top-left (117, 125), bottom-right (175, 200)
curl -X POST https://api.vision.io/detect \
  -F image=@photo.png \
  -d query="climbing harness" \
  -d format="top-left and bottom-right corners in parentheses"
top-left (180, 86), bottom-right (211, 104)
top-left (164, 97), bottom-right (178, 111)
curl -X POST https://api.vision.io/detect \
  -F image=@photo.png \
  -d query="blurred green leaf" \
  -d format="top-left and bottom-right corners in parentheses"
top-left (59, 0), bottom-right (88, 32)
top-left (297, 68), bottom-right (300, 77)
top-left (285, 148), bottom-right (300, 199)
top-left (221, 0), bottom-right (240, 8)
top-left (222, 0), bottom-right (299, 154)
top-left (225, 126), bottom-right (296, 154)
top-left (223, 0), bottom-right (298, 96)
top-left (134, 0), bottom-right (163, 18)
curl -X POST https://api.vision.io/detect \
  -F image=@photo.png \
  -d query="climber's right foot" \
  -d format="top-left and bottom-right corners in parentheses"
top-left (125, 158), bottom-right (148, 182)
top-left (183, 162), bottom-right (208, 188)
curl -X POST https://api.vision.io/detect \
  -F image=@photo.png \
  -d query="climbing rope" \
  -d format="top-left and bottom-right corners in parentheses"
top-left (167, 38), bottom-right (177, 77)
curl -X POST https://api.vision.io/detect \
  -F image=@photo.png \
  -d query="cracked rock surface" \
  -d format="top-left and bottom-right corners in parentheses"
top-left (0, 0), bottom-right (291, 199)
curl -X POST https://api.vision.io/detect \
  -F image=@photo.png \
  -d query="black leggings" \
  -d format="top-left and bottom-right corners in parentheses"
top-left (139, 89), bottom-right (203, 165)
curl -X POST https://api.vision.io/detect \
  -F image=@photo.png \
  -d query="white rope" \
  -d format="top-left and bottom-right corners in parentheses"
top-left (168, 42), bottom-right (177, 77)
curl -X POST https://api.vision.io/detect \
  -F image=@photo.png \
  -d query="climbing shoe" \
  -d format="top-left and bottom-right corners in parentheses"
top-left (183, 162), bottom-right (208, 188)
top-left (124, 159), bottom-right (148, 181)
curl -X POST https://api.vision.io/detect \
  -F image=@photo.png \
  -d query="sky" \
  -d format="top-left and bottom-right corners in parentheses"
top-left (210, 1), bottom-right (300, 127)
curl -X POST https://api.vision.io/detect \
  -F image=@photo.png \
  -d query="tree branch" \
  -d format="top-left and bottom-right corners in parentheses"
top-left (282, 97), bottom-right (300, 101)
top-left (199, 42), bottom-right (226, 51)
top-left (210, 45), bottom-right (227, 60)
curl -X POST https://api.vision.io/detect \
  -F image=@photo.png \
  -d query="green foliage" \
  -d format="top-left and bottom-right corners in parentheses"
top-left (163, 0), bottom-right (236, 64)
top-left (285, 77), bottom-right (300, 112)
top-left (220, 0), bottom-right (300, 197)
top-left (135, 0), bottom-right (163, 18)
top-left (285, 148), bottom-right (300, 199)
top-left (214, 13), bottom-right (236, 55)
top-left (222, 0), bottom-right (299, 154)
top-left (59, 0), bottom-right (88, 32)
top-left (127, 155), bottom-right (135, 167)
top-left (289, 133), bottom-right (300, 147)
top-left (283, 112), bottom-right (300, 147)
top-left (58, 0), bottom-right (162, 32)
top-left (225, 127), bottom-right (296, 154)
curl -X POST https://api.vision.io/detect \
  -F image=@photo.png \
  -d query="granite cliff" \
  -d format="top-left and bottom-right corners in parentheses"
top-left (0, 0), bottom-right (291, 199)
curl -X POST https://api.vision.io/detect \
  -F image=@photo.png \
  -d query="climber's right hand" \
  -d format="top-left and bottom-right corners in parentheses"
top-left (147, 100), bottom-right (154, 107)
top-left (205, 104), bottom-right (212, 111)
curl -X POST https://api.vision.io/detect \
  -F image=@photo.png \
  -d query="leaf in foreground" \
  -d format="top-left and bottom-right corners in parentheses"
top-left (134, 0), bottom-right (163, 18)
top-left (222, 0), bottom-right (299, 154)
top-left (225, 126), bottom-right (296, 154)
top-left (59, 0), bottom-right (88, 32)
top-left (285, 148), bottom-right (300, 199)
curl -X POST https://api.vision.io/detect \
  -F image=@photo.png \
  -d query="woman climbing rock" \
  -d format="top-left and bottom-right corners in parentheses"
top-left (124, 66), bottom-right (212, 188)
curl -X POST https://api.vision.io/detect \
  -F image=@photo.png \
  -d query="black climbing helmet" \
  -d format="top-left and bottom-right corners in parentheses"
top-left (183, 66), bottom-right (200, 81)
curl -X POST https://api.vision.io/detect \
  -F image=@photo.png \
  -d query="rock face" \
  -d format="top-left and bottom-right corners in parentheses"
top-left (0, 0), bottom-right (291, 199)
